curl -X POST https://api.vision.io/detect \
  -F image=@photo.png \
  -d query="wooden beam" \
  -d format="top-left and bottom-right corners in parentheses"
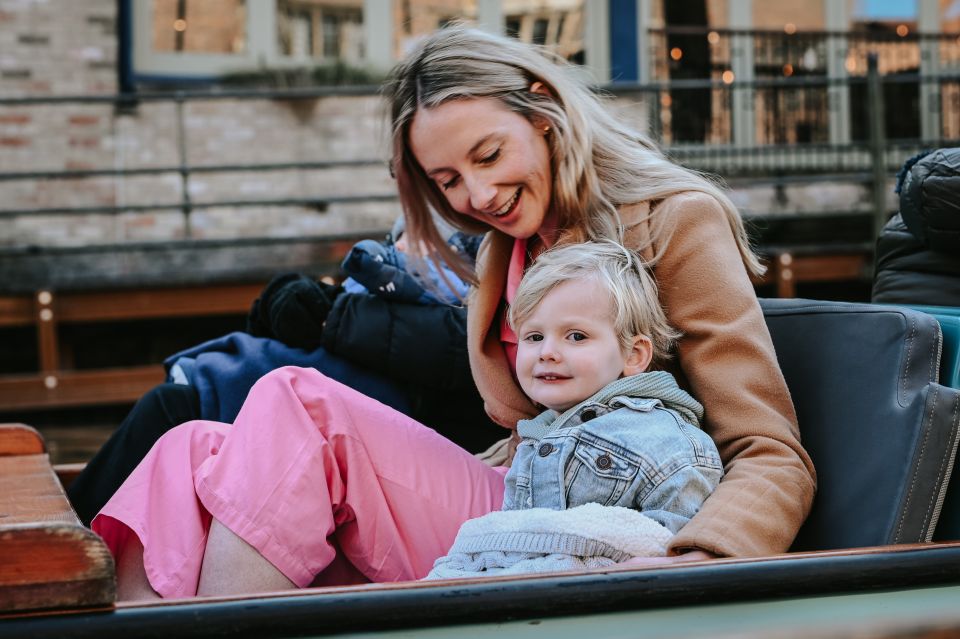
top-left (0, 296), bottom-right (33, 328)
top-left (0, 366), bottom-right (164, 411)
top-left (53, 282), bottom-right (263, 323)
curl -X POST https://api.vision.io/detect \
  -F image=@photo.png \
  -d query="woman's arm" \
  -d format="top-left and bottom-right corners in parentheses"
top-left (647, 193), bottom-right (817, 558)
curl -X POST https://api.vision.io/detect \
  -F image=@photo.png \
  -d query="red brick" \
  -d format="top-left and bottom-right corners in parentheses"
top-left (65, 161), bottom-right (96, 170)
top-left (68, 137), bottom-right (100, 149)
top-left (0, 137), bottom-right (30, 147)
top-left (68, 115), bottom-right (99, 126)
top-left (0, 114), bottom-right (31, 124)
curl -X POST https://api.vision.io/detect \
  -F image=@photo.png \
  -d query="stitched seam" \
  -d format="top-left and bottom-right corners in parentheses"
top-left (921, 386), bottom-right (947, 536)
top-left (896, 384), bottom-right (937, 543)
top-left (900, 314), bottom-right (916, 407)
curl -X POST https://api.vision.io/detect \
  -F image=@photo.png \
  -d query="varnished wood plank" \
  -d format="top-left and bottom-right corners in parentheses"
top-left (53, 463), bottom-right (86, 491)
top-left (0, 454), bottom-right (78, 524)
top-left (53, 282), bottom-right (264, 322)
top-left (0, 444), bottom-right (115, 613)
top-left (0, 366), bottom-right (164, 411)
top-left (0, 424), bottom-right (45, 456)
top-left (0, 523), bottom-right (115, 613)
top-left (0, 296), bottom-right (33, 328)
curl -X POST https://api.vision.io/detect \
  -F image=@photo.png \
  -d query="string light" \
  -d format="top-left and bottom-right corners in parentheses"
top-left (896, 24), bottom-right (909, 37)
top-left (783, 63), bottom-right (794, 76)
top-left (722, 70), bottom-right (735, 84)
top-left (670, 47), bottom-right (683, 61)
top-left (174, 19), bottom-right (187, 32)
top-left (784, 23), bottom-right (797, 35)
top-left (707, 31), bottom-right (720, 45)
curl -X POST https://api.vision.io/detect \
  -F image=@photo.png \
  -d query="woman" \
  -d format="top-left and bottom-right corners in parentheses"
top-left (96, 26), bottom-right (815, 599)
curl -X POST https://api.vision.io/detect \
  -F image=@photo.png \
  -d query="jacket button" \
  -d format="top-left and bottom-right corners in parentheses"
top-left (595, 454), bottom-right (612, 470)
top-left (580, 409), bottom-right (597, 422)
top-left (538, 443), bottom-right (554, 457)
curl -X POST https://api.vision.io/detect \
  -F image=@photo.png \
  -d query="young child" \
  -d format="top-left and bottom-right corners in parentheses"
top-left (428, 241), bottom-right (724, 578)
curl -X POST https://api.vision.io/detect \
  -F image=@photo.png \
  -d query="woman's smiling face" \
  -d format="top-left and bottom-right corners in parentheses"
top-left (408, 97), bottom-right (554, 242)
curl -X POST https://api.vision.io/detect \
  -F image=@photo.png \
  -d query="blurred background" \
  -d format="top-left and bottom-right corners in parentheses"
top-left (0, 0), bottom-right (957, 461)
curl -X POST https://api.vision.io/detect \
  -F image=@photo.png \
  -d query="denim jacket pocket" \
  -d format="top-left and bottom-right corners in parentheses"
top-left (564, 437), bottom-right (641, 508)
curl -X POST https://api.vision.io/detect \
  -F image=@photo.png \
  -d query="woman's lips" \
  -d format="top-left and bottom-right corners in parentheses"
top-left (490, 187), bottom-right (521, 218)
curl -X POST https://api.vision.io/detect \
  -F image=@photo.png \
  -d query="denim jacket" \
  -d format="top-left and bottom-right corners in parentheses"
top-left (503, 371), bottom-right (723, 534)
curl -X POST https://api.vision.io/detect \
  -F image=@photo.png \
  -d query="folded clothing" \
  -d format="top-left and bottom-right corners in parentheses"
top-left (426, 503), bottom-right (672, 579)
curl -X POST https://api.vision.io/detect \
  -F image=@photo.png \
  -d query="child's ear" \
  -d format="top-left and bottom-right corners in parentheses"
top-left (622, 335), bottom-right (653, 377)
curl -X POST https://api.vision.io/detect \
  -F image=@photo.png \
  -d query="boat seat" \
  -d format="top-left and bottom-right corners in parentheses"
top-left (0, 423), bottom-right (114, 613)
top-left (902, 305), bottom-right (960, 540)
top-left (760, 299), bottom-right (960, 551)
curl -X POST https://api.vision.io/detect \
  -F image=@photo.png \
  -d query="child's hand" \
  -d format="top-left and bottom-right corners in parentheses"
top-left (617, 549), bottom-right (717, 568)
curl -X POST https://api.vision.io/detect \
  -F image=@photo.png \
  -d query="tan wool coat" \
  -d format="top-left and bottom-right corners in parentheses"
top-left (466, 192), bottom-right (817, 559)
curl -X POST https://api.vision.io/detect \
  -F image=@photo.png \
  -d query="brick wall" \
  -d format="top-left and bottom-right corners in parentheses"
top-left (0, 0), bottom-right (399, 253)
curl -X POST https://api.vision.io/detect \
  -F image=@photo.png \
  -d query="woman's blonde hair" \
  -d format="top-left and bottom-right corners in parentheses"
top-left (382, 25), bottom-right (763, 285)
top-left (509, 240), bottom-right (679, 363)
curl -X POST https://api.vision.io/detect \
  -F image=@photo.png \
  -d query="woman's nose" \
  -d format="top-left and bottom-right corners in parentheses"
top-left (465, 174), bottom-right (497, 212)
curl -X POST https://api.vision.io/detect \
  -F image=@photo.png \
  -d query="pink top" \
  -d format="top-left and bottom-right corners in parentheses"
top-left (499, 237), bottom-right (529, 379)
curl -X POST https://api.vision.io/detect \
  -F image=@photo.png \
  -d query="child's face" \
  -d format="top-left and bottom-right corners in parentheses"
top-left (516, 278), bottom-right (652, 413)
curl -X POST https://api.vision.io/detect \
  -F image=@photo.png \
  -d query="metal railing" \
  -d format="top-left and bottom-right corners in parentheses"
top-left (0, 48), bottom-right (957, 257)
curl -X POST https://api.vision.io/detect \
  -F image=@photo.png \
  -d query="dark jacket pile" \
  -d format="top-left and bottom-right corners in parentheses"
top-left (873, 148), bottom-right (960, 307)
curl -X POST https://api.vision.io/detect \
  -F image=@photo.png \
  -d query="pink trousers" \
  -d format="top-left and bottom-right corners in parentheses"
top-left (92, 367), bottom-right (506, 598)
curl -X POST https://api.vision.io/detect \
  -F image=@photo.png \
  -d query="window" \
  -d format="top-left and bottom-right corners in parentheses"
top-left (503, 1), bottom-right (586, 64)
top-left (152, 0), bottom-right (248, 54)
top-left (277, 1), bottom-right (364, 62)
top-left (131, 0), bottom-right (601, 83)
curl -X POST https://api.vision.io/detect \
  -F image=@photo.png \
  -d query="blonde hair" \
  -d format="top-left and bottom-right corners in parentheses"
top-left (382, 26), bottom-right (763, 285)
top-left (508, 241), bottom-right (679, 363)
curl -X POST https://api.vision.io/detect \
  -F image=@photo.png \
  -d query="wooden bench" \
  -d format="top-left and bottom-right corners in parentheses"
top-left (0, 423), bottom-right (114, 613)
top-left (0, 282), bottom-right (264, 412)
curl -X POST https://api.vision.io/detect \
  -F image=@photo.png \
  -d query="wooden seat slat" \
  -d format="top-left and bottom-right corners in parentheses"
top-left (0, 424), bottom-right (115, 613)
top-left (0, 455), bottom-right (79, 524)
top-left (0, 424), bottom-right (45, 456)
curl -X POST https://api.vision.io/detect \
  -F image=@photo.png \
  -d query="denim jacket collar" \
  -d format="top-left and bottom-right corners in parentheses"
top-left (517, 371), bottom-right (703, 442)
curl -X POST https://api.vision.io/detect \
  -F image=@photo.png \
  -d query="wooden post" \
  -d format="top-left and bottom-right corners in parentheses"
top-left (34, 290), bottom-right (58, 377)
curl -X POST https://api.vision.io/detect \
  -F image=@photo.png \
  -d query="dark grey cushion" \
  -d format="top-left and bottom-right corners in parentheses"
top-left (760, 298), bottom-right (960, 551)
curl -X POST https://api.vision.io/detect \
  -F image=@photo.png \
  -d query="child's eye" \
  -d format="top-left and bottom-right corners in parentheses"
top-left (479, 148), bottom-right (500, 165)
top-left (567, 332), bottom-right (587, 342)
top-left (440, 175), bottom-right (460, 190)
top-left (524, 333), bottom-right (543, 342)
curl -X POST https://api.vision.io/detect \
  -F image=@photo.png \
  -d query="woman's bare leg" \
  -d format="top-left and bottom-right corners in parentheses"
top-left (115, 535), bottom-right (161, 602)
top-left (196, 518), bottom-right (296, 596)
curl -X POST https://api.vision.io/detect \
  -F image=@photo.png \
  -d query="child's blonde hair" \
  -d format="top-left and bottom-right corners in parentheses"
top-left (508, 240), bottom-right (679, 363)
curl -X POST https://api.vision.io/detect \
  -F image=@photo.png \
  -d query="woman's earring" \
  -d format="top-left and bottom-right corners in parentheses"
top-left (542, 125), bottom-right (551, 135)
